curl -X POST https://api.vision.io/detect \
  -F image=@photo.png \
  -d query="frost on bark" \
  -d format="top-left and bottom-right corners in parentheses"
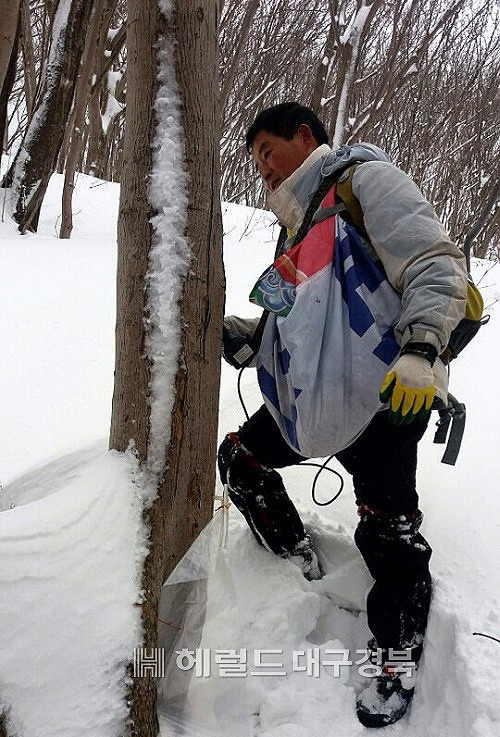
top-left (3, 0), bottom-right (94, 233)
top-left (109, 1), bottom-right (223, 734)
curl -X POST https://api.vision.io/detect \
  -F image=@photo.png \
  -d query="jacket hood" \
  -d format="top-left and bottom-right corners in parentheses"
top-left (266, 142), bottom-right (391, 234)
top-left (320, 142), bottom-right (391, 178)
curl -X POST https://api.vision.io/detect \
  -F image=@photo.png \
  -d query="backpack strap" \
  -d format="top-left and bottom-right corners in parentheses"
top-left (433, 393), bottom-right (466, 465)
top-left (311, 202), bottom-right (348, 225)
top-left (288, 171), bottom-right (340, 247)
top-left (336, 164), bottom-right (369, 240)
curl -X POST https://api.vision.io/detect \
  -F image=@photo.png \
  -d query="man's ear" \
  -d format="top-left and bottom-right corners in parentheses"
top-left (296, 124), bottom-right (317, 148)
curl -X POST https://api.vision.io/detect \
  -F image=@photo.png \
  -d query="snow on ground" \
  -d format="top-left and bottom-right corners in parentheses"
top-left (0, 451), bottom-right (144, 737)
top-left (0, 172), bottom-right (117, 485)
top-left (0, 171), bottom-right (499, 737)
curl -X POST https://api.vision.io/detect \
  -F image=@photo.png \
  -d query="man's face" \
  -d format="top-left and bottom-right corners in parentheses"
top-left (251, 124), bottom-right (318, 191)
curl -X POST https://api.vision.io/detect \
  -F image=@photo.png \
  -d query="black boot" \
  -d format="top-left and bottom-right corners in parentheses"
top-left (354, 505), bottom-right (432, 656)
top-left (283, 532), bottom-right (322, 581)
top-left (353, 507), bottom-right (431, 726)
top-left (356, 639), bottom-right (423, 728)
top-left (218, 433), bottom-right (322, 579)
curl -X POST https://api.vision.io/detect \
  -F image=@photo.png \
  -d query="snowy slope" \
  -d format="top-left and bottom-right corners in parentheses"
top-left (0, 451), bottom-right (144, 737)
top-left (0, 172), bottom-right (499, 737)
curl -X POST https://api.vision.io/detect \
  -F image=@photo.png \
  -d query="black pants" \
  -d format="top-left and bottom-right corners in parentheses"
top-left (236, 405), bottom-right (432, 650)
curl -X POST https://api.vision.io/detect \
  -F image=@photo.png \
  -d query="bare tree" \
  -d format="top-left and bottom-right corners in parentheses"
top-left (0, 0), bottom-right (21, 94)
top-left (0, 0), bottom-right (21, 150)
top-left (18, 0), bottom-right (36, 121)
top-left (60, 0), bottom-right (110, 238)
top-left (328, 0), bottom-right (383, 146)
top-left (220, 0), bottom-right (329, 206)
top-left (3, 0), bottom-right (95, 232)
top-left (81, 0), bottom-right (126, 181)
top-left (3, 0), bottom-right (126, 209)
top-left (108, 0), bottom-right (223, 734)
top-left (218, 0), bottom-right (499, 257)
top-left (220, 0), bottom-right (260, 110)
top-left (1, 0), bottom-right (497, 255)
top-left (309, 1), bottom-right (338, 116)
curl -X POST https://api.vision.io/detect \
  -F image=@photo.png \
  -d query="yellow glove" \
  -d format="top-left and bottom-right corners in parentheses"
top-left (380, 353), bottom-right (436, 425)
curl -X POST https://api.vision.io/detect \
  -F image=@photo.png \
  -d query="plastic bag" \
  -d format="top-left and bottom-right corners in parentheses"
top-left (157, 499), bottom-right (252, 737)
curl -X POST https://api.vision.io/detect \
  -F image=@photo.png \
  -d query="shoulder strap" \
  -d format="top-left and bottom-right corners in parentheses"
top-left (336, 164), bottom-right (369, 240)
top-left (311, 203), bottom-right (348, 226)
top-left (293, 163), bottom-right (370, 246)
top-left (433, 393), bottom-right (466, 465)
top-left (288, 170), bottom-right (339, 247)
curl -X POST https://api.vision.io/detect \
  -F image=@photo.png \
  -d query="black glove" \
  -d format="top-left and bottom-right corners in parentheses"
top-left (222, 325), bottom-right (256, 369)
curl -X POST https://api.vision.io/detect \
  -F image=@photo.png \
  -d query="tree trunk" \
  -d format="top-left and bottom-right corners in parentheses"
top-left (19, 0), bottom-right (36, 121)
top-left (109, 1), bottom-right (223, 734)
top-left (4, 0), bottom-right (95, 233)
top-left (60, 0), bottom-right (108, 238)
top-left (0, 1), bottom-right (20, 152)
top-left (220, 0), bottom-right (260, 110)
top-left (85, 92), bottom-right (103, 177)
top-left (0, 0), bottom-right (20, 93)
top-left (330, 0), bottom-right (382, 146)
top-left (82, 0), bottom-right (122, 179)
top-left (309, 10), bottom-right (338, 117)
top-left (158, 0), bottom-right (224, 577)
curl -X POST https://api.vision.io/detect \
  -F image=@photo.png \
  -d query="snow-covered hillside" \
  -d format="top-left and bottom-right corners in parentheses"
top-left (0, 172), bottom-right (499, 737)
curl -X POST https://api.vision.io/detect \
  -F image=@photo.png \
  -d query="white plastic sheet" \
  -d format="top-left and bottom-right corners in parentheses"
top-left (157, 500), bottom-right (252, 737)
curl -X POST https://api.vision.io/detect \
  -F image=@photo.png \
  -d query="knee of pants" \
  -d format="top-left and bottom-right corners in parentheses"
top-left (218, 433), bottom-right (239, 486)
top-left (217, 432), bottom-right (282, 497)
top-left (354, 507), bottom-right (432, 580)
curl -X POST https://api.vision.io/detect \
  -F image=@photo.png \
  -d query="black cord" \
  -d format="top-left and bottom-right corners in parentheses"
top-left (472, 632), bottom-right (500, 645)
top-left (237, 368), bottom-right (250, 421)
top-left (298, 458), bottom-right (344, 506)
top-left (236, 368), bottom-right (344, 506)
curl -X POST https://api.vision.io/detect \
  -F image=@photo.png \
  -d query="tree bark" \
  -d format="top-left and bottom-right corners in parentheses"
top-left (89, 21), bottom-right (126, 101)
top-left (82, 0), bottom-right (122, 179)
top-left (330, 0), bottom-right (382, 146)
top-left (108, 0), bottom-right (156, 459)
top-left (220, 0), bottom-right (260, 110)
top-left (19, 0), bottom-right (36, 121)
top-left (0, 0), bottom-right (21, 93)
top-left (0, 2), bottom-right (20, 152)
top-left (158, 0), bottom-right (224, 578)
top-left (4, 0), bottom-right (95, 233)
top-left (309, 8), bottom-right (338, 117)
top-left (60, 0), bottom-right (108, 238)
top-left (109, 1), bottom-right (223, 734)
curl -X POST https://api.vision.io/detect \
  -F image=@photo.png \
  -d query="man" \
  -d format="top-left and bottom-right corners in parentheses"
top-left (218, 102), bottom-right (468, 727)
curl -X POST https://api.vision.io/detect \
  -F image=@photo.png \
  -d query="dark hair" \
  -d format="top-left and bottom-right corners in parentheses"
top-left (245, 101), bottom-right (329, 152)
